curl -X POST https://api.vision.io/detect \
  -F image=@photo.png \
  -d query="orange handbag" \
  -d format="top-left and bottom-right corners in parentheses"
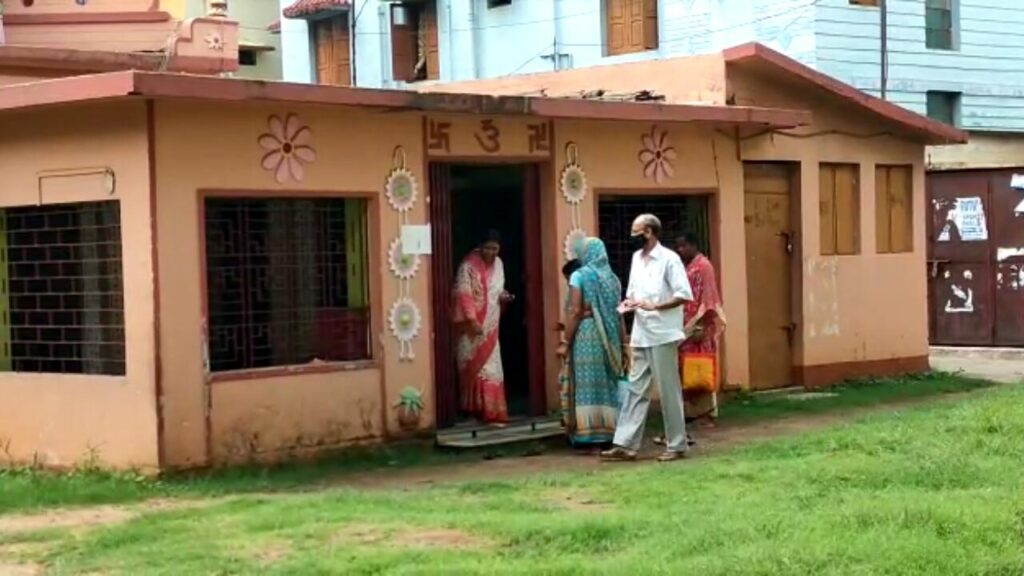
top-left (680, 352), bottom-right (717, 393)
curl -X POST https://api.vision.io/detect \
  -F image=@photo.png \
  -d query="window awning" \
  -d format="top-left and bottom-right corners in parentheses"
top-left (282, 0), bottom-right (350, 19)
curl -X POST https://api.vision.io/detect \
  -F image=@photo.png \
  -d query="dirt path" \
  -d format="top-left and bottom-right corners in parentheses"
top-left (333, 392), bottom-right (970, 490)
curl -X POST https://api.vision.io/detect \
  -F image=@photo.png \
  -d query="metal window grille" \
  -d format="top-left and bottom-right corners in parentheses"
top-left (204, 198), bottom-right (370, 372)
top-left (597, 195), bottom-right (710, 295)
top-left (1, 201), bottom-right (125, 375)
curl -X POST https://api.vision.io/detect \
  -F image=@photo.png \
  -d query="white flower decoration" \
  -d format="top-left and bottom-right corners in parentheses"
top-left (389, 298), bottom-right (422, 360)
top-left (564, 228), bottom-right (587, 260)
top-left (388, 237), bottom-right (420, 280)
top-left (385, 167), bottom-right (418, 212)
top-left (560, 164), bottom-right (588, 205)
top-left (639, 125), bottom-right (677, 183)
top-left (205, 33), bottom-right (224, 51)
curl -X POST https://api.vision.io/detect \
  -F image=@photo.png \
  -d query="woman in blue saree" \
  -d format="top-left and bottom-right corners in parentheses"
top-left (556, 237), bottom-right (628, 447)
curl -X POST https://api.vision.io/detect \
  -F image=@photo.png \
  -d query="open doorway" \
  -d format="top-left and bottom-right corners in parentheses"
top-left (429, 163), bottom-right (545, 428)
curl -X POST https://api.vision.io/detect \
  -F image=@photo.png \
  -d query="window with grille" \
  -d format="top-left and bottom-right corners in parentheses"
top-left (819, 164), bottom-right (860, 256)
top-left (0, 201), bottom-right (125, 375)
top-left (925, 0), bottom-right (955, 50)
top-left (597, 195), bottom-right (710, 298)
top-left (875, 165), bottom-right (913, 254)
top-left (605, 0), bottom-right (658, 57)
top-left (203, 197), bottom-right (370, 373)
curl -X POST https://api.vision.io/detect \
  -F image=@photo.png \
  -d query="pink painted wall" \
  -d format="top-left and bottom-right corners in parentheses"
top-left (0, 101), bottom-right (159, 469)
top-left (730, 69), bottom-right (929, 372)
top-left (153, 101), bottom-right (429, 467)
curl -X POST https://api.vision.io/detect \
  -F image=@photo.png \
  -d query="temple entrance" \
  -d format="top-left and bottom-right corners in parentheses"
top-left (429, 163), bottom-right (546, 430)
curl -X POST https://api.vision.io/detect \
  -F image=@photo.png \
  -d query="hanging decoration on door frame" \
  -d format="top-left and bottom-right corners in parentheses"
top-left (561, 142), bottom-right (588, 259)
top-left (385, 146), bottom-right (422, 360)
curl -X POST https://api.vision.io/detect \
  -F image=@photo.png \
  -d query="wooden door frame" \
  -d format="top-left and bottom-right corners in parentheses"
top-left (428, 161), bottom-right (548, 429)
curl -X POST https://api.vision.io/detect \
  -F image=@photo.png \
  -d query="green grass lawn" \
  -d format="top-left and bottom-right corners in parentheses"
top-left (1, 374), bottom-right (1021, 575)
top-left (0, 372), bottom-right (992, 516)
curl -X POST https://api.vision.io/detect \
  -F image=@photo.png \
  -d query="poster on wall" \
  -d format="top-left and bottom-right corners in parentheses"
top-left (401, 225), bottom-right (432, 255)
top-left (937, 196), bottom-right (988, 242)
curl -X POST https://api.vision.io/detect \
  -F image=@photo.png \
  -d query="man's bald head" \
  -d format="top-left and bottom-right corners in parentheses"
top-left (631, 213), bottom-right (662, 239)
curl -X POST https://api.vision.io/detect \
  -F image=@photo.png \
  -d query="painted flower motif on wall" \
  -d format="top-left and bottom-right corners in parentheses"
top-left (389, 298), bottom-right (422, 359)
top-left (258, 114), bottom-right (317, 184)
top-left (385, 167), bottom-right (418, 212)
top-left (204, 32), bottom-right (224, 51)
top-left (388, 237), bottom-right (421, 280)
top-left (638, 125), bottom-right (676, 183)
top-left (564, 228), bottom-right (587, 260)
top-left (560, 163), bottom-right (588, 205)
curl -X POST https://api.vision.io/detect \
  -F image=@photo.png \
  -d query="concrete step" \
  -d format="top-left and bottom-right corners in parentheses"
top-left (436, 416), bottom-right (564, 449)
top-left (930, 346), bottom-right (1024, 361)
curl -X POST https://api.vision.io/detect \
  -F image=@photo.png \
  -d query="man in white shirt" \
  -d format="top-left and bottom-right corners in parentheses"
top-left (602, 214), bottom-right (693, 462)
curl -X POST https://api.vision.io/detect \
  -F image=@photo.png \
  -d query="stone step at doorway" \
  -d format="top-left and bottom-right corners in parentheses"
top-left (436, 416), bottom-right (564, 449)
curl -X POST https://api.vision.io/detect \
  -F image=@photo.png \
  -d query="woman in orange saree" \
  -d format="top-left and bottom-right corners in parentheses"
top-left (453, 230), bottom-right (512, 424)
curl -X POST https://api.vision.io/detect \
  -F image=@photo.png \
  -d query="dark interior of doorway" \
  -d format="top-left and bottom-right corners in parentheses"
top-left (598, 195), bottom-right (711, 297)
top-left (450, 165), bottom-right (530, 418)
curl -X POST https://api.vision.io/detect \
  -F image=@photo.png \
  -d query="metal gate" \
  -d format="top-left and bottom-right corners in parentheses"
top-left (928, 169), bottom-right (1024, 346)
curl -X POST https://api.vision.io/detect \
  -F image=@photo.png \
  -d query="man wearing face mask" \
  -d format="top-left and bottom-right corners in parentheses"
top-left (601, 214), bottom-right (693, 462)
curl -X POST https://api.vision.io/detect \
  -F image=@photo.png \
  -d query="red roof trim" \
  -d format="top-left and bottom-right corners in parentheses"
top-left (723, 43), bottom-right (967, 145)
top-left (282, 0), bottom-right (350, 19)
top-left (0, 71), bottom-right (810, 130)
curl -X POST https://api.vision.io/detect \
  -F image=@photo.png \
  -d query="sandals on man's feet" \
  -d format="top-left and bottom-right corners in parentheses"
top-left (599, 446), bottom-right (637, 462)
top-left (656, 450), bottom-right (688, 463)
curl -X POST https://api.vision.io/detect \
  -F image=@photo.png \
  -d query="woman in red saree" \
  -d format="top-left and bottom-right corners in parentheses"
top-left (453, 230), bottom-right (513, 423)
top-left (676, 233), bottom-right (726, 423)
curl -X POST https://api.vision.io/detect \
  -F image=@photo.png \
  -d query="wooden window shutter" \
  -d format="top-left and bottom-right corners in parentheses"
top-left (424, 0), bottom-right (440, 80)
top-left (605, 0), bottom-right (627, 55)
top-left (876, 166), bottom-right (912, 253)
top-left (642, 0), bottom-right (658, 50)
top-left (627, 0), bottom-right (644, 51)
top-left (390, 4), bottom-right (417, 82)
top-left (331, 16), bottom-right (352, 87)
top-left (889, 167), bottom-right (913, 253)
top-left (875, 166), bottom-right (891, 253)
top-left (314, 19), bottom-right (336, 86)
top-left (834, 165), bottom-right (860, 255)
top-left (819, 165), bottom-right (837, 256)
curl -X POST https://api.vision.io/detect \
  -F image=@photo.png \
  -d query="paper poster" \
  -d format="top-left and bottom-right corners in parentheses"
top-left (937, 196), bottom-right (988, 242)
top-left (1011, 174), bottom-right (1024, 190)
top-left (401, 225), bottom-right (432, 255)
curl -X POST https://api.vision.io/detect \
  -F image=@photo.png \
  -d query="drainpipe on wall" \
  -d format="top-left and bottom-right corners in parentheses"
top-left (880, 0), bottom-right (888, 99)
top-left (468, 0), bottom-right (479, 79)
top-left (379, 2), bottom-right (391, 86)
top-left (446, 0), bottom-right (456, 82)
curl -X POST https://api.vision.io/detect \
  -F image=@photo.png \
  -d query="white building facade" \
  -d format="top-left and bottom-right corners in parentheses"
top-left (278, 0), bottom-right (1023, 167)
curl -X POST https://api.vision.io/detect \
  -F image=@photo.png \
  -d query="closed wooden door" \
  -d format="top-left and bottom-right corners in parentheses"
top-left (744, 164), bottom-right (794, 389)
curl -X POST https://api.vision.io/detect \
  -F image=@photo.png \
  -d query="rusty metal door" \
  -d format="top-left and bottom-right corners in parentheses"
top-left (927, 169), bottom-right (1024, 346)
top-left (989, 171), bottom-right (1024, 345)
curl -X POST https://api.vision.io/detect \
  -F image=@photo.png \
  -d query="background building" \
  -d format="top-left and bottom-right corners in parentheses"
top-left (278, 0), bottom-right (1022, 163)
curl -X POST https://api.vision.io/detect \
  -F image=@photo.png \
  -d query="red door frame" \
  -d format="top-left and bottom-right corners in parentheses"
top-left (429, 161), bottom-right (547, 428)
